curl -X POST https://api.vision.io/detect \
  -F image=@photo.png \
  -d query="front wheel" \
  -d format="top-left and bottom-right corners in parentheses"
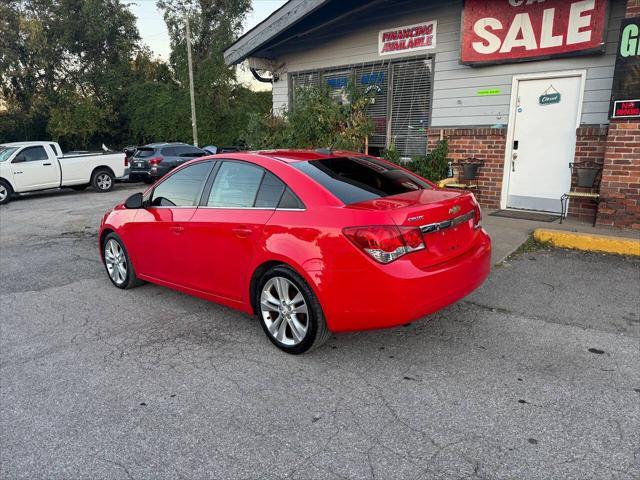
top-left (92, 169), bottom-right (114, 192)
top-left (0, 180), bottom-right (13, 205)
top-left (102, 233), bottom-right (144, 289)
top-left (256, 266), bottom-right (330, 354)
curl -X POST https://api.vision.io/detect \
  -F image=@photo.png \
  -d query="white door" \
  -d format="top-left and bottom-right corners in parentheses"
top-left (10, 145), bottom-right (61, 191)
top-left (506, 75), bottom-right (583, 213)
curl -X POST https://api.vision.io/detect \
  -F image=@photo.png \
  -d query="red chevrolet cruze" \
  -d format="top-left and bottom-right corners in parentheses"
top-left (99, 150), bottom-right (491, 353)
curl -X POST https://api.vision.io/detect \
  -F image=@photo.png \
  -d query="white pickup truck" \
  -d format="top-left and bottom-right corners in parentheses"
top-left (0, 141), bottom-right (127, 205)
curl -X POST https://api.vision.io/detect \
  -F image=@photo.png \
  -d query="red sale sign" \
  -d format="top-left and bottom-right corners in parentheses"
top-left (460, 0), bottom-right (608, 65)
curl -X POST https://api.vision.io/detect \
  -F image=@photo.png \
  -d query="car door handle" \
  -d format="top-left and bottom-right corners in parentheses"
top-left (170, 226), bottom-right (184, 234)
top-left (43, 163), bottom-right (52, 166)
top-left (232, 227), bottom-right (253, 238)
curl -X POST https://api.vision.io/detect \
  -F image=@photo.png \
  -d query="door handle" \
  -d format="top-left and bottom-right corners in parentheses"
top-left (232, 227), bottom-right (253, 238)
top-left (170, 225), bottom-right (184, 234)
top-left (512, 152), bottom-right (518, 172)
top-left (43, 163), bottom-right (52, 166)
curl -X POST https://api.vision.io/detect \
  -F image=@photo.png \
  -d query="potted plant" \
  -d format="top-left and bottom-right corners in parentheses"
top-left (461, 158), bottom-right (483, 180)
top-left (576, 165), bottom-right (600, 188)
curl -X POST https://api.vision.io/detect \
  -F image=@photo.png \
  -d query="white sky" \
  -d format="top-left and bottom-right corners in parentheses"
top-left (129, 0), bottom-right (287, 61)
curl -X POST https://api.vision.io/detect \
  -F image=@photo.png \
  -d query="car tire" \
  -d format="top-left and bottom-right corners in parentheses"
top-left (0, 179), bottom-right (13, 205)
top-left (92, 169), bottom-right (114, 192)
top-left (71, 184), bottom-right (88, 191)
top-left (102, 232), bottom-right (144, 289)
top-left (256, 265), bottom-right (330, 354)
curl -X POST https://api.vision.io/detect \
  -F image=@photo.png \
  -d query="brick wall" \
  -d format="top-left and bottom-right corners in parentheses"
top-left (627, 0), bottom-right (640, 17)
top-left (597, 120), bottom-right (640, 230)
top-left (569, 126), bottom-right (608, 221)
top-left (427, 128), bottom-right (506, 209)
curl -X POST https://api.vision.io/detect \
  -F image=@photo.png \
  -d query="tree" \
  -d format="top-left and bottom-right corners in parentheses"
top-left (156, 0), bottom-right (253, 144)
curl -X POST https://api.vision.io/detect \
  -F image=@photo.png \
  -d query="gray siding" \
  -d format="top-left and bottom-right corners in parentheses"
top-left (269, 0), bottom-right (625, 126)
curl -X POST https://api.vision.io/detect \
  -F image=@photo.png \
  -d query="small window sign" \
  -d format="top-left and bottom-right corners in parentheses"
top-left (477, 89), bottom-right (501, 96)
top-left (539, 85), bottom-right (561, 105)
top-left (612, 99), bottom-right (640, 118)
top-left (539, 93), bottom-right (561, 105)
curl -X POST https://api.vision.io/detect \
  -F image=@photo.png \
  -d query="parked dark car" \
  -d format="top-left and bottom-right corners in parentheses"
top-left (202, 145), bottom-right (242, 155)
top-left (128, 143), bottom-right (207, 183)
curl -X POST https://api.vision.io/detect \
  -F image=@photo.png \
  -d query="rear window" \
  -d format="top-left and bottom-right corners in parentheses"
top-left (134, 148), bottom-right (156, 158)
top-left (292, 157), bottom-right (430, 204)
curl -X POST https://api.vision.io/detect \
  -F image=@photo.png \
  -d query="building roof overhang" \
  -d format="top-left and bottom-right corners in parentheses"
top-left (224, 0), bottom-right (330, 66)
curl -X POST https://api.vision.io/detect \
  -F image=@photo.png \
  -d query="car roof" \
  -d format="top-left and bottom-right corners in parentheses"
top-left (252, 149), bottom-right (359, 163)
top-left (2, 141), bottom-right (55, 147)
top-left (140, 142), bottom-right (197, 148)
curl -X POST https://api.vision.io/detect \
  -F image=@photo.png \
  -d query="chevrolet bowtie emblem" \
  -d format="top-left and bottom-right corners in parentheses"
top-left (449, 205), bottom-right (461, 215)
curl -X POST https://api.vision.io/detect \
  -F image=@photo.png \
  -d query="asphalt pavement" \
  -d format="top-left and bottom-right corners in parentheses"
top-left (1, 184), bottom-right (639, 479)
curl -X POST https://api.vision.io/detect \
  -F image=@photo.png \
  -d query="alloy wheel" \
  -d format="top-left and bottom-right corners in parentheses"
top-left (260, 276), bottom-right (309, 346)
top-left (0, 185), bottom-right (7, 202)
top-left (104, 239), bottom-right (127, 285)
top-left (96, 173), bottom-right (112, 190)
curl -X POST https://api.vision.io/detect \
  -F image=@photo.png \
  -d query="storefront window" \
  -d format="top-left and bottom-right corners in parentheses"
top-left (289, 57), bottom-right (433, 159)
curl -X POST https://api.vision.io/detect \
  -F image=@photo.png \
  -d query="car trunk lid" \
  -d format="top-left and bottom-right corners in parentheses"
top-left (347, 188), bottom-right (480, 266)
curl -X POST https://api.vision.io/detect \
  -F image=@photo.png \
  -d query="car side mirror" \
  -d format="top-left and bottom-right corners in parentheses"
top-left (124, 192), bottom-right (144, 209)
top-left (12, 154), bottom-right (25, 163)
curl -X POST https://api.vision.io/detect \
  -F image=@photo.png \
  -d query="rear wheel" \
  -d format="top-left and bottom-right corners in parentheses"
top-left (256, 265), bottom-right (330, 354)
top-left (0, 180), bottom-right (12, 205)
top-left (92, 169), bottom-right (114, 192)
top-left (102, 233), bottom-right (144, 289)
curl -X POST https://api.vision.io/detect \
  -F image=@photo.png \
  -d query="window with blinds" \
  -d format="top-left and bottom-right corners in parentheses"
top-left (288, 57), bottom-right (433, 158)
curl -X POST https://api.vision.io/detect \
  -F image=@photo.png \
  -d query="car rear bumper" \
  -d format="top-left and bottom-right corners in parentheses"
top-left (319, 230), bottom-right (491, 332)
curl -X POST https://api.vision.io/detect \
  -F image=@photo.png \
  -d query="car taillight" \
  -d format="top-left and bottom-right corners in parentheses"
top-left (343, 225), bottom-right (425, 264)
top-left (148, 157), bottom-right (162, 166)
top-left (473, 205), bottom-right (482, 229)
top-left (124, 156), bottom-right (129, 167)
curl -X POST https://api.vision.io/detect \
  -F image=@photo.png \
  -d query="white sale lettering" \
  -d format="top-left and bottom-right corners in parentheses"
top-left (463, 0), bottom-right (604, 61)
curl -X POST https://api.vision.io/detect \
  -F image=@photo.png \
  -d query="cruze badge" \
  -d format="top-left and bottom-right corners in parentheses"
top-left (449, 206), bottom-right (461, 215)
top-left (408, 215), bottom-right (424, 222)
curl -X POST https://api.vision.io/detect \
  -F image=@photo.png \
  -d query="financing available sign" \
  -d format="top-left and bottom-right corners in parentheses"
top-left (378, 20), bottom-right (437, 56)
top-left (460, 0), bottom-right (608, 65)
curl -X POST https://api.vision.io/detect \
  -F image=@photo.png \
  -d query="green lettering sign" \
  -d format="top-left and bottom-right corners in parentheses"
top-left (620, 23), bottom-right (639, 58)
top-left (477, 89), bottom-right (501, 96)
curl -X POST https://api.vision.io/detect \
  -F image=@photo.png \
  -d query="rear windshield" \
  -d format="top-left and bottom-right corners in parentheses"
top-left (134, 148), bottom-right (156, 158)
top-left (292, 157), bottom-right (430, 204)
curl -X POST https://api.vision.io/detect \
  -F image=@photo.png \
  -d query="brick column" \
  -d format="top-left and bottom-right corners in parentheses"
top-left (570, 126), bottom-right (608, 221)
top-left (597, 120), bottom-right (640, 230)
top-left (427, 127), bottom-right (507, 209)
top-left (627, 0), bottom-right (640, 17)
top-left (595, 1), bottom-right (640, 229)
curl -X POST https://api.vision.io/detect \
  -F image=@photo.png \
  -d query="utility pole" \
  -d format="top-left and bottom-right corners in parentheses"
top-left (185, 15), bottom-right (198, 147)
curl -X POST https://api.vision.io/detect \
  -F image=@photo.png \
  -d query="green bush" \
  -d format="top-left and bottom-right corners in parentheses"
top-left (242, 82), bottom-right (374, 152)
top-left (405, 139), bottom-right (449, 182)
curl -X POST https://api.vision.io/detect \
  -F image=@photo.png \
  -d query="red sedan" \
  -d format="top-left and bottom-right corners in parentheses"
top-left (99, 150), bottom-right (491, 353)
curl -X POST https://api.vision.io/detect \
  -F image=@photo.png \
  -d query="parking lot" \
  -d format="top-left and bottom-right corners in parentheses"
top-left (1, 185), bottom-right (639, 480)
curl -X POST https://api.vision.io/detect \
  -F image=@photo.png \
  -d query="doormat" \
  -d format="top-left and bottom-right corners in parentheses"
top-left (490, 210), bottom-right (558, 222)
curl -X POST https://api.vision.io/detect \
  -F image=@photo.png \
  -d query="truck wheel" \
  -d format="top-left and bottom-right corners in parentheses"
top-left (92, 169), bottom-right (114, 192)
top-left (0, 180), bottom-right (13, 205)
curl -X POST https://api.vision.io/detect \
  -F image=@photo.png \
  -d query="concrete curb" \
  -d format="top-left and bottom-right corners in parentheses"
top-left (533, 228), bottom-right (640, 256)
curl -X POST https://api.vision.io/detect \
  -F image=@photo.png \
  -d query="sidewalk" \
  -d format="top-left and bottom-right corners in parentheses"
top-left (482, 210), bottom-right (640, 265)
